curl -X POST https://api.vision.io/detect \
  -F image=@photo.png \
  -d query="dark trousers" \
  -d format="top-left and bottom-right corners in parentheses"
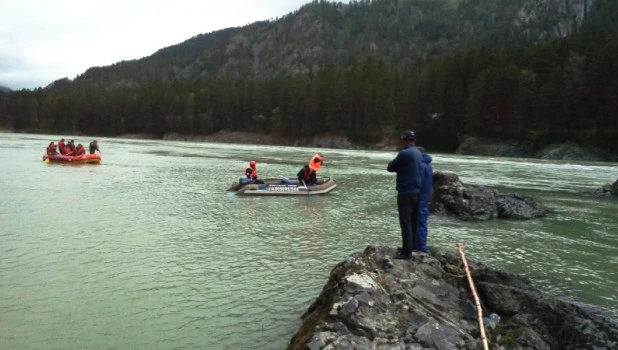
top-left (397, 193), bottom-right (419, 255)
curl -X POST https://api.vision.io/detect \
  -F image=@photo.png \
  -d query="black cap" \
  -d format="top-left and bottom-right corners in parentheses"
top-left (401, 130), bottom-right (416, 141)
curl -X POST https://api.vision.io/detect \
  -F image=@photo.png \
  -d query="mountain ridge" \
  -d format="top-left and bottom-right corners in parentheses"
top-left (60, 0), bottom-right (592, 90)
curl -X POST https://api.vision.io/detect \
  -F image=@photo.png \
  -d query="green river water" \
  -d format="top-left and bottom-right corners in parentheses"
top-left (1, 132), bottom-right (617, 349)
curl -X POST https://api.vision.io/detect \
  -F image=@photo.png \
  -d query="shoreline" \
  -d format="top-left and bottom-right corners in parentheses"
top-left (4, 129), bottom-right (618, 162)
top-left (121, 131), bottom-right (618, 162)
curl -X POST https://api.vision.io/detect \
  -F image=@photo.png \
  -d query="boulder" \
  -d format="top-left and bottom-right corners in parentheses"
top-left (287, 246), bottom-right (618, 350)
top-left (430, 172), bottom-right (549, 220)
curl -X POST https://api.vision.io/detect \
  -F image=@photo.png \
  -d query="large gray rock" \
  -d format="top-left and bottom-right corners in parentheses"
top-left (287, 246), bottom-right (618, 350)
top-left (430, 172), bottom-right (549, 221)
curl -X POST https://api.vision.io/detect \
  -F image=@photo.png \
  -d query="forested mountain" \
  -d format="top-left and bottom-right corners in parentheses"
top-left (67, 0), bottom-right (591, 89)
top-left (1, 0), bottom-right (617, 154)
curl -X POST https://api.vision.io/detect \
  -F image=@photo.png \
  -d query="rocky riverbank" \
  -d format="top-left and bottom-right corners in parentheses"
top-left (287, 245), bottom-right (618, 350)
top-left (6, 128), bottom-right (618, 161)
top-left (456, 136), bottom-right (618, 162)
top-left (160, 132), bottom-right (617, 161)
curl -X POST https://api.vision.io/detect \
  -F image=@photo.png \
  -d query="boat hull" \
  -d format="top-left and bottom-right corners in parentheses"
top-left (228, 177), bottom-right (336, 196)
top-left (43, 154), bottom-right (101, 164)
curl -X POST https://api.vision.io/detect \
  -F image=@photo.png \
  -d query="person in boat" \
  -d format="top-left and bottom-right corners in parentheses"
top-left (68, 140), bottom-right (76, 154)
top-left (416, 146), bottom-right (433, 254)
top-left (58, 138), bottom-right (66, 155)
top-left (89, 140), bottom-right (100, 154)
top-left (63, 142), bottom-right (74, 156)
top-left (74, 144), bottom-right (86, 156)
top-left (387, 130), bottom-right (423, 260)
top-left (297, 164), bottom-right (317, 186)
top-left (309, 153), bottom-right (323, 174)
top-left (46, 142), bottom-right (59, 155)
top-left (244, 160), bottom-right (264, 184)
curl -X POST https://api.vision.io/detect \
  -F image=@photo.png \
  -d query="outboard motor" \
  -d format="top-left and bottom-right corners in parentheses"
top-left (239, 175), bottom-right (249, 186)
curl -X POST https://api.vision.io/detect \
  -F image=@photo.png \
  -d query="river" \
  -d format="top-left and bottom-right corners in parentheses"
top-left (1, 132), bottom-right (617, 349)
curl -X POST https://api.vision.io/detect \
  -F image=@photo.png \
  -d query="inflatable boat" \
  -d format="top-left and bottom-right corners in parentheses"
top-left (228, 177), bottom-right (336, 196)
top-left (43, 153), bottom-right (101, 164)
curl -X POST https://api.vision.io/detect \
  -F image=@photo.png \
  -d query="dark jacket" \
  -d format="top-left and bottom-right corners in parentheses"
top-left (89, 141), bottom-right (99, 154)
top-left (419, 153), bottom-right (433, 205)
top-left (387, 144), bottom-right (422, 194)
top-left (297, 168), bottom-right (313, 183)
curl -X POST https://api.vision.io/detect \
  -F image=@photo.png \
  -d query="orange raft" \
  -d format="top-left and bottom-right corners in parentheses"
top-left (42, 153), bottom-right (101, 164)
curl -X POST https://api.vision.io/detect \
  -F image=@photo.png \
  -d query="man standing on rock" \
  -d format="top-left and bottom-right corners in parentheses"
top-left (387, 130), bottom-right (423, 260)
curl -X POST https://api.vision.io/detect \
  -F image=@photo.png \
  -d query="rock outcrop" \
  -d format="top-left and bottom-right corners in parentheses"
top-left (430, 172), bottom-right (549, 221)
top-left (287, 245), bottom-right (618, 350)
top-left (455, 137), bottom-right (617, 162)
top-left (586, 178), bottom-right (618, 197)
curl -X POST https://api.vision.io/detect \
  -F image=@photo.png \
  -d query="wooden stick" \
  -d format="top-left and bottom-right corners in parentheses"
top-left (457, 243), bottom-right (489, 350)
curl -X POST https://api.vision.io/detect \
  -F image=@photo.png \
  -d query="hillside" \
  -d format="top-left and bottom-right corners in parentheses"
top-left (65, 0), bottom-right (592, 90)
top-left (2, 0), bottom-right (617, 156)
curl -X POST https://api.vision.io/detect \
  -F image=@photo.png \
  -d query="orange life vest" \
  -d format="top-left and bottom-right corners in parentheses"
top-left (309, 153), bottom-right (323, 172)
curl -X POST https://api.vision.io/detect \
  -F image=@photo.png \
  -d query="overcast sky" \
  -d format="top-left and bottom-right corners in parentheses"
top-left (0, 0), bottom-right (330, 90)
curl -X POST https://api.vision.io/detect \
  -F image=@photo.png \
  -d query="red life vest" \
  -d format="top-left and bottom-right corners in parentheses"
top-left (309, 153), bottom-right (323, 172)
top-left (58, 140), bottom-right (66, 154)
top-left (47, 144), bottom-right (57, 155)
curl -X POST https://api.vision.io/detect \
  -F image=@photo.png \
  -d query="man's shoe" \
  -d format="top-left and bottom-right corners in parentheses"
top-left (393, 253), bottom-right (412, 260)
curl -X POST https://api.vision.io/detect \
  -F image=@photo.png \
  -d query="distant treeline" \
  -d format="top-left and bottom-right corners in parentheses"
top-left (1, 2), bottom-right (617, 152)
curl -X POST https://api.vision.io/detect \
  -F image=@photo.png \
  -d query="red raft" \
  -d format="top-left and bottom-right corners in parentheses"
top-left (43, 153), bottom-right (101, 164)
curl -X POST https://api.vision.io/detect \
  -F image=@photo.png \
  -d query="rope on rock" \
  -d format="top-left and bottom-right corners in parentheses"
top-left (457, 243), bottom-right (489, 350)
